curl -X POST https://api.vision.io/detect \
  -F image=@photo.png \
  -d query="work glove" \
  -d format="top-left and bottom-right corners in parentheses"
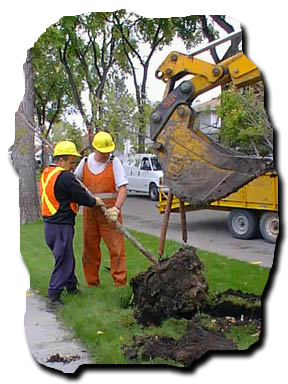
top-left (94, 197), bottom-right (105, 207)
top-left (105, 206), bottom-right (120, 223)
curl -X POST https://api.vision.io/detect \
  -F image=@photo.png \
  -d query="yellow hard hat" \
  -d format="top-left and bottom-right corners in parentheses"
top-left (53, 141), bottom-right (81, 157)
top-left (92, 131), bottom-right (115, 153)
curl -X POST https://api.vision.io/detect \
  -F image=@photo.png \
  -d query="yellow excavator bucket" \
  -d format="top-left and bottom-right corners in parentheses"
top-left (153, 104), bottom-right (273, 208)
top-left (150, 35), bottom-right (273, 207)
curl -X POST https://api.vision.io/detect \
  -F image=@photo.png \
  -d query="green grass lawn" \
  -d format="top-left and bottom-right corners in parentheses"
top-left (20, 216), bottom-right (270, 365)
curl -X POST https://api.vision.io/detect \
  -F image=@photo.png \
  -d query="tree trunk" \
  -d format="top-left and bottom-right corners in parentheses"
top-left (14, 50), bottom-right (41, 224)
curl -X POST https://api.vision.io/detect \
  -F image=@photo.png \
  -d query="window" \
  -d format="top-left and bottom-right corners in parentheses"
top-left (140, 158), bottom-right (151, 171)
top-left (151, 157), bottom-right (162, 171)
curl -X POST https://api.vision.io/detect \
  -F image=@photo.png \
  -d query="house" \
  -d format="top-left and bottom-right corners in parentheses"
top-left (193, 97), bottom-right (221, 139)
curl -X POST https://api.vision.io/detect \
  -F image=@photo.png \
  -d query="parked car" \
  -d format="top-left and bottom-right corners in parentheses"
top-left (123, 154), bottom-right (167, 200)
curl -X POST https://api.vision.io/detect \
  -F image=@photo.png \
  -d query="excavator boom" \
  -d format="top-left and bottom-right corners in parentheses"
top-left (150, 33), bottom-right (272, 207)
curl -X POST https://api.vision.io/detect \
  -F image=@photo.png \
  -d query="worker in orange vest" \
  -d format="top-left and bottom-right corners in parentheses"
top-left (74, 131), bottom-right (128, 287)
top-left (40, 141), bottom-right (104, 307)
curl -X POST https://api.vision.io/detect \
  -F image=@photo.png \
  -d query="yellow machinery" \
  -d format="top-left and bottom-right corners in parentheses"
top-left (150, 31), bottom-right (273, 207)
top-left (158, 172), bottom-right (278, 243)
top-left (149, 32), bottom-right (278, 252)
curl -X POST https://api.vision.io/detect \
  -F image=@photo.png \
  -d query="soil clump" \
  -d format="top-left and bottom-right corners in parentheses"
top-left (130, 246), bottom-right (208, 326)
top-left (124, 318), bottom-right (238, 366)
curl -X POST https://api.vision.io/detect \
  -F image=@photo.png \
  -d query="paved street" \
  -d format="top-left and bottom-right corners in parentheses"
top-left (123, 193), bottom-right (276, 268)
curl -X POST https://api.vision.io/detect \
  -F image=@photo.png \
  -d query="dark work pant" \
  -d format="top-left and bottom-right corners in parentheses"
top-left (44, 222), bottom-right (78, 297)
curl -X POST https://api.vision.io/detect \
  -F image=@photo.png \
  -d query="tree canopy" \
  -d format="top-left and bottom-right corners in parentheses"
top-left (216, 83), bottom-right (273, 156)
top-left (31, 13), bottom-right (233, 153)
top-left (16, 12), bottom-right (250, 223)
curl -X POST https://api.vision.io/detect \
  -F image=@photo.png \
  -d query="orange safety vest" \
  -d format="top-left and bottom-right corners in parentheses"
top-left (40, 166), bottom-right (78, 217)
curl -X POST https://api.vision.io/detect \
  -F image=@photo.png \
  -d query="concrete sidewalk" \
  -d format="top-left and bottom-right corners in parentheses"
top-left (24, 290), bottom-right (91, 373)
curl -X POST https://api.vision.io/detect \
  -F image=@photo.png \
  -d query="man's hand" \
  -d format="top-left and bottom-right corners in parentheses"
top-left (105, 207), bottom-right (120, 223)
top-left (95, 197), bottom-right (105, 207)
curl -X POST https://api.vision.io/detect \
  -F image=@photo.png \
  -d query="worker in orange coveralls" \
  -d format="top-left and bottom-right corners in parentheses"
top-left (74, 131), bottom-right (128, 287)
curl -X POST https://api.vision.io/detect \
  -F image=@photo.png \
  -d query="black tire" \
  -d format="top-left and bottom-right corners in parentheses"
top-left (149, 183), bottom-right (159, 201)
top-left (228, 209), bottom-right (258, 240)
top-left (259, 212), bottom-right (279, 243)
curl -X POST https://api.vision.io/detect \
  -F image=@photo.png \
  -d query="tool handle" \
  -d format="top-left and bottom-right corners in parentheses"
top-left (99, 205), bottom-right (157, 265)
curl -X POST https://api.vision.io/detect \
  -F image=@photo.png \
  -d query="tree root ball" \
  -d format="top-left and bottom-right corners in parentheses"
top-left (130, 246), bottom-right (208, 326)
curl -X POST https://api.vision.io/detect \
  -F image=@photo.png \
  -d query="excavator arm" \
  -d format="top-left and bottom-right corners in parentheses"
top-left (150, 35), bottom-right (272, 207)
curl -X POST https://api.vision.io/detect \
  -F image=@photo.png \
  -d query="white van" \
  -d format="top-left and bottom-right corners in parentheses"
top-left (123, 154), bottom-right (166, 201)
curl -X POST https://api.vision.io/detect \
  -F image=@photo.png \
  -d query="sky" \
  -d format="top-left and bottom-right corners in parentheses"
top-left (2, 3), bottom-right (288, 384)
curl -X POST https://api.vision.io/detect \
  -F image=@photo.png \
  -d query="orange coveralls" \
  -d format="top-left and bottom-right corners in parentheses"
top-left (82, 160), bottom-right (127, 286)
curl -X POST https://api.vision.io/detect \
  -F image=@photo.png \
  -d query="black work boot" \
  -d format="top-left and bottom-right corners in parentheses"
top-left (67, 286), bottom-right (81, 295)
top-left (47, 293), bottom-right (63, 311)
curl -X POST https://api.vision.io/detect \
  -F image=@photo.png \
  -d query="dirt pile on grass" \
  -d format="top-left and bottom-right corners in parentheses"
top-left (126, 246), bottom-right (262, 366)
top-left (130, 246), bottom-right (208, 326)
top-left (124, 318), bottom-right (238, 366)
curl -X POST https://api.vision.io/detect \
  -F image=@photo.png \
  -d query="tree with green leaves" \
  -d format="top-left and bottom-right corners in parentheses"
top-left (15, 13), bottom-right (241, 224)
top-left (32, 13), bottom-right (237, 154)
top-left (112, 14), bottom-right (208, 151)
top-left (51, 121), bottom-right (84, 149)
top-left (55, 13), bottom-right (129, 138)
top-left (216, 83), bottom-right (273, 156)
top-left (32, 13), bottom-right (132, 147)
top-left (112, 14), bottom-right (239, 151)
top-left (32, 19), bottom-right (80, 166)
top-left (96, 73), bottom-right (136, 152)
